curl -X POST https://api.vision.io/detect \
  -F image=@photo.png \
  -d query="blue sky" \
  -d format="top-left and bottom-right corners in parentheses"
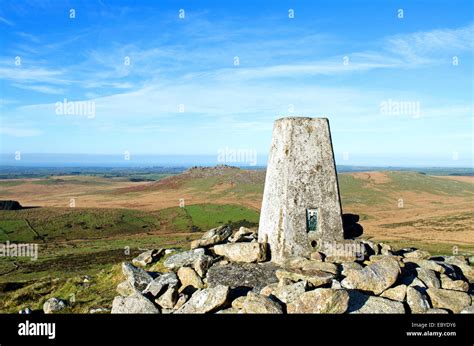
top-left (0, 0), bottom-right (472, 167)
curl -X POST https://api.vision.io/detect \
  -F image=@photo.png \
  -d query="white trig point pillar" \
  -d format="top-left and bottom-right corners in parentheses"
top-left (258, 117), bottom-right (344, 264)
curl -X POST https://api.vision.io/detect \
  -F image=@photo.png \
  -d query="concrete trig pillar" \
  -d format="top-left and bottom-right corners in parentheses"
top-left (258, 117), bottom-right (344, 264)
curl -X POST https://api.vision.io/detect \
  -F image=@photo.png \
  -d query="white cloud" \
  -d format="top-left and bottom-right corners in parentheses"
top-left (211, 58), bottom-right (399, 82)
top-left (11, 83), bottom-right (65, 95)
top-left (0, 126), bottom-right (42, 137)
top-left (0, 16), bottom-right (13, 26)
top-left (385, 23), bottom-right (474, 64)
top-left (15, 32), bottom-right (40, 43)
top-left (0, 65), bottom-right (68, 85)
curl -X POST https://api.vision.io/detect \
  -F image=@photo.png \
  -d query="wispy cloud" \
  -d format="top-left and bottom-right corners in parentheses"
top-left (0, 16), bottom-right (13, 26)
top-left (384, 23), bottom-right (474, 65)
top-left (15, 32), bottom-right (40, 43)
top-left (211, 23), bottom-right (474, 81)
top-left (210, 58), bottom-right (399, 82)
top-left (0, 126), bottom-right (42, 137)
top-left (0, 65), bottom-right (68, 85)
top-left (11, 83), bottom-right (65, 95)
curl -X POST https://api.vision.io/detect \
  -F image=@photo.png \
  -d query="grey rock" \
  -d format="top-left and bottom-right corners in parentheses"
top-left (173, 293), bottom-right (188, 310)
top-left (416, 268), bottom-right (440, 288)
top-left (231, 296), bottom-right (247, 309)
top-left (132, 248), bottom-right (164, 267)
top-left (164, 249), bottom-right (176, 255)
top-left (190, 225), bottom-right (232, 249)
top-left (241, 292), bottom-right (283, 314)
top-left (331, 279), bottom-right (343, 289)
top-left (455, 263), bottom-right (474, 283)
top-left (287, 288), bottom-right (349, 314)
top-left (400, 270), bottom-right (428, 289)
top-left (283, 256), bottom-right (312, 269)
top-left (347, 290), bottom-right (405, 314)
top-left (403, 250), bottom-right (431, 260)
top-left (410, 277), bottom-right (428, 289)
top-left (380, 284), bottom-right (407, 302)
top-left (89, 308), bottom-right (110, 314)
top-left (437, 262), bottom-right (462, 279)
top-left (192, 254), bottom-right (214, 277)
top-left (460, 305), bottom-right (474, 314)
top-left (142, 272), bottom-right (179, 297)
top-left (155, 285), bottom-right (178, 309)
top-left (163, 248), bottom-right (205, 270)
top-left (116, 280), bottom-right (138, 296)
top-left (43, 298), bottom-right (67, 314)
top-left (341, 257), bottom-right (400, 295)
top-left (406, 286), bottom-right (430, 313)
top-left (403, 259), bottom-right (445, 273)
top-left (259, 283), bottom-right (280, 296)
top-left (426, 308), bottom-right (449, 314)
top-left (369, 255), bottom-right (403, 263)
top-left (325, 254), bottom-right (358, 264)
top-left (229, 226), bottom-right (256, 243)
top-left (175, 285), bottom-right (229, 314)
top-left (242, 234), bottom-right (258, 242)
top-left (276, 268), bottom-right (334, 287)
top-left (121, 262), bottom-right (153, 291)
top-left (43, 298), bottom-right (66, 314)
top-left (206, 262), bottom-right (279, 292)
top-left (213, 242), bottom-right (267, 263)
top-left (427, 288), bottom-right (471, 313)
top-left (261, 281), bottom-right (306, 304)
top-left (310, 251), bottom-right (324, 261)
top-left (111, 293), bottom-right (160, 314)
top-left (302, 261), bottom-right (339, 275)
top-left (380, 243), bottom-right (393, 256)
top-left (177, 267), bottom-right (204, 290)
top-left (444, 256), bottom-right (468, 267)
top-left (216, 307), bottom-right (241, 314)
top-left (340, 262), bottom-right (363, 276)
top-left (440, 274), bottom-right (469, 292)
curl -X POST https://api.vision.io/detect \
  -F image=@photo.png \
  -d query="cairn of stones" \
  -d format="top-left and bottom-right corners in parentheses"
top-left (109, 117), bottom-right (473, 314)
top-left (111, 226), bottom-right (473, 314)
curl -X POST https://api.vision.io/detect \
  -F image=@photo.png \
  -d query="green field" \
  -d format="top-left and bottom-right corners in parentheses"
top-left (157, 204), bottom-right (259, 232)
top-left (0, 203), bottom-right (259, 280)
top-left (0, 202), bottom-right (262, 312)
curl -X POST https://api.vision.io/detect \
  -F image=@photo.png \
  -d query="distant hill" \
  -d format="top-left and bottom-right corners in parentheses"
top-left (117, 165), bottom-right (264, 193)
top-left (0, 166), bottom-right (473, 281)
top-left (0, 166), bottom-right (473, 313)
